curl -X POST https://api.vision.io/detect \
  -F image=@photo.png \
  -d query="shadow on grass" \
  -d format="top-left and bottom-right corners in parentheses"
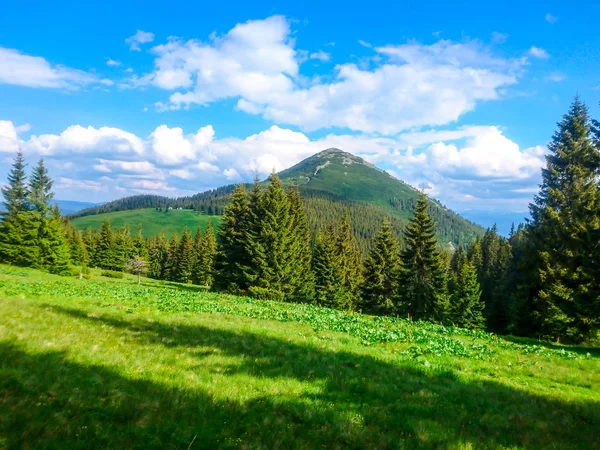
top-left (502, 334), bottom-right (600, 357)
top-left (1, 305), bottom-right (599, 449)
top-left (139, 280), bottom-right (209, 294)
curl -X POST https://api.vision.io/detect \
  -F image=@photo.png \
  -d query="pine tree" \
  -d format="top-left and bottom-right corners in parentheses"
top-left (193, 219), bottom-right (217, 287)
top-left (336, 210), bottom-right (363, 310)
top-left (41, 206), bottom-right (71, 274)
top-left (214, 184), bottom-right (252, 292)
top-left (361, 218), bottom-right (401, 315)
top-left (114, 226), bottom-right (134, 269)
top-left (176, 227), bottom-right (194, 283)
top-left (82, 227), bottom-right (97, 267)
top-left (0, 151), bottom-right (37, 265)
top-left (312, 226), bottom-right (345, 308)
top-left (67, 226), bottom-right (88, 266)
top-left (526, 97), bottom-right (600, 342)
top-left (147, 231), bottom-right (168, 279)
top-left (29, 158), bottom-right (53, 216)
top-left (96, 220), bottom-right (119, 271)
top-left (164, 231), bottom-right (179, 281)
top-left (397, 194), bottom-right (448, 322)
top-left (449, 261), bottom-right (485, 328)
top-left (133, 224), bottom-right (148, 259)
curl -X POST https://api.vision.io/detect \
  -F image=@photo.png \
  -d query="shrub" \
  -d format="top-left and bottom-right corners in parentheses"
top-left (101, 270), bottom-right (124, 279)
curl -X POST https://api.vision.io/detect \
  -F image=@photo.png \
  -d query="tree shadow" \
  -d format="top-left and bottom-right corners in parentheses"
top-left (138, 280), bottom-right (209, 294)
top-left (502, 334), bottom-right (600, 357)
top-left (2, 304), bottom-right (599, 449)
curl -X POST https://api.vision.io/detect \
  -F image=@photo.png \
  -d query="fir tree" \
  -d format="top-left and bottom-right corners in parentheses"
top-left (147, 231), bottom-right (168, 279)
top-left (397, 194), bottom-right (448, 322)
top-left (133, 225), bottom-right (148, 259)
top-left (312, 226), bottom-right (345, 309)
top-left (214, 184), bottom-right (252, 292)
top-left (193, 220), bottom-right (217, 287)
top-left (41, 206), bottom-right (71, 274)
top-left (82, 227), bottom-right (97, 267)
top-left (29, 158), bottom-right (53, 215)
top-left (449, 261), bottom-right (485, 329)
top-left (67, 226), bottom-right (88, 266)
top-left (95, 220), bottom-right (119, 271)
top-left (114, 226), bottom-right (134, 269)
top-left (361, 217), bottom-right (401, 315)
top-left (176, 227), bottom-right (194, 283)
top-left (335, 210), bottom-right (363, 310)
top-left (164, 231), bottom-right (179, 281)
top-left (286, 186), bottom-right (315, 303)
top-left (527, 97), bottom-right (600, 342)
top-left (0, 151), bottom-right (37, 265)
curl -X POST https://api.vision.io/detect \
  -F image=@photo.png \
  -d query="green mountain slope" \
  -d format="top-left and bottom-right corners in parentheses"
top-left (71, 148), bottom-right (484, 249)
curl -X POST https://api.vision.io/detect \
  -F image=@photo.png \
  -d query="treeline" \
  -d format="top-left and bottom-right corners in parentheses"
top-left (2, 98), bottom-right (599, 344)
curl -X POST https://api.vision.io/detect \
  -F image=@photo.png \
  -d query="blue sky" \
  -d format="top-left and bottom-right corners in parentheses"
top-left (1, 0), bottom-right (599, 224)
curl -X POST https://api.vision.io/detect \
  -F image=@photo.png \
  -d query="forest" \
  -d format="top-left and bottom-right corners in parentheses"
top-left (1, 98), bottom-right (599, 344)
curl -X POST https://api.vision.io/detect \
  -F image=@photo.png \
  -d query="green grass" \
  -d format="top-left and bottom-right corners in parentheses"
top-left (1, 265), bottom-right (599, 449)
top-left (71, 208), bottom-right (221, 238)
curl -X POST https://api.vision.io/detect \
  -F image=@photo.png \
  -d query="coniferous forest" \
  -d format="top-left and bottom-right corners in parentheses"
top-left (1, 98), bottom-right (599, 344)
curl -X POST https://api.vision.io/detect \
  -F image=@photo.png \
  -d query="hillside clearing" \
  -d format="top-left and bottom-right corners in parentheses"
top-left (0, 265), bottom-right (599, 449)
top-left (71, 208), bottom-right (221, 238)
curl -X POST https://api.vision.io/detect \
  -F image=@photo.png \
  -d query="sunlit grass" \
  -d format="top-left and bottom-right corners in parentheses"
top-left (1, 265), bottom-right (598, 449)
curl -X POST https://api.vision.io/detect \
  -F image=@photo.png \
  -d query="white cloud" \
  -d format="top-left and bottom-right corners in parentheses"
top-left (132, 16), bottom-right (523, 134)
top-left (545, 13), bottom-right (558, 24)
top-left (125, 30), bottom-right (155, 51)
top-left (309, 50), bottom-right (330, 62)
top-left (528, 46), bottom-right (550, 59)
top-left (544, 71), bottom-right (566, 82)
top-left (491, 32), bottom-right (509, 44)
top-left (0, 47), bottom-right (106, 89)
top-left (0, 119), bottom-right (545, 211)
top-left (106, 58), bottom-right (121, 67)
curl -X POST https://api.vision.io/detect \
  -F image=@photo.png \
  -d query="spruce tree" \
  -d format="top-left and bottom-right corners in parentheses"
top-left (176, 227), bottom-right (194, 283)
top-left (214, 184), bottom-right (252, 292)
top-left (0, 151), bottom-right (37, 265)
top-left (361, 218), bottom-right (401, 315)
top-left (41, 206), bottom-right (71, 274)
top-left (67, 226), bottom-right (88, 266)
top-left (312, 226), bottom-right (345, 308)
top-left (29, 158), bottom-right (53, 215)
top-left (147, 231), bottom-right (168, 279)
top-left (82, 227), bottom-right (97, 267)
top-left (449, 261), bottom-right (485, 329)
top-left (285, 186), bottom-right (315, 303)
top-left (336, 210), bottom-right (362, 310)
top-left (133, 225), bottom-right (148, 259)
top-left (527, 97), bottom-right (600, 342)
top-left (193, 220), bottom-right (217, 287)
top-left (164, 231), bottom-right (179, 281)
top-left (96, 220), bottom-right (119, 271)
top-left (397, 194), bottom-right (448, 322)
top-left (114, 226), bottom-right (134, 269)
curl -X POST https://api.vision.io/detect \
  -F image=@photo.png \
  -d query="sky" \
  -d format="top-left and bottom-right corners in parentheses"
top-left (1, 0), bottom-right (599, 224)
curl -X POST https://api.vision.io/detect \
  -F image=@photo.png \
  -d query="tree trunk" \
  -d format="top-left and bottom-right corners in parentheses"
top-left (137, 272), bottom-right (141, 285)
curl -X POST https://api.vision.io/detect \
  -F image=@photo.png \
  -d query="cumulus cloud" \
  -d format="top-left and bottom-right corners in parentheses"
top-left (545, 13), bottom-right (558, 24)
top-left (0, 119), bottom-right (545, 211)
top-left (309, 50), bottom-right (331, 62)
top-left (128, 16), bottom-right (524, 134)
top-left (106, 58), bottom-right (121, 66)
top-left (126, 30), bottom-right (155, 51)
top-left (528, 46), bottom-right (550, 59)
top-left (0, 47), bottom-right (110, 89)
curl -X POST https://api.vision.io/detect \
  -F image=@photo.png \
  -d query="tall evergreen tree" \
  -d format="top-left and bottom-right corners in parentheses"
top-left (449, 261), bottom-right (485, 329)
top-left (176, 227), bottom-right (194, 283)
top-left (29, 158), bottom-right (53, 215)
top-left (312, 226), bottom-right (345, 309)
top-left (147, 231), bottom-right (168, 279)
top-left (0, 151), bottom-right (37, 265)
top-left (285, 186), bottom-right (315, 303)
top-left (335, 210), bottom-right (363, 310)
top-left (67, 226), bottom-right (88, 267)
top-left (164, 231), bottom-right (179, 281)
top-left (193, 220), bottom-right (217, 287)
top-left (133, 224), bottom-right (148, 259)
top-left (214, 184), bottom-right (252, 292)
top-left (82, 227), bottom-right (97, 267)
top-left (397, 194), bottom-right (448, 322)
top-left (526, 97), bottom-right (600, 342)
top-left (40, 206), bottom-right (71, 274)
top-left (361, 218), bottom-right (401, 315)
top-left (95, 220), bottom-right (119, 271)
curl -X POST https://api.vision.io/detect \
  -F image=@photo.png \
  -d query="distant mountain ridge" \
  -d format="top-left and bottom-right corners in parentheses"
top-left (71, 148), bottom-right (484, 249)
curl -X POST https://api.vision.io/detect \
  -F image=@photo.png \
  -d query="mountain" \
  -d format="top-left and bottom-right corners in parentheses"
top-left (51, 200), bottom-right (102, 215)
top-left (71, 148), bottom-right (484, 251)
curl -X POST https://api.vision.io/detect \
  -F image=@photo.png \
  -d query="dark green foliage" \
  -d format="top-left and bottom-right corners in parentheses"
top-left (397, 194), bottom-right (448, 322)
top-left (38, 206), bottom-right (71, 275)
top-left (335, 210), bottom-right (363, 310)
top-left (164, 231), bottom-right (179, 282)
top-left (361, 218), bottom-right (400, 315)
top-left (82, 227), bottom-right (97, 267)
top-left (28, 158), bottom-right (53, 215)
top-left (66, 226), bottom-right (88, 266)
top-left (0, 151), bottom-right (37, 265)
top-left (114, 226), bottom-right (134, 270)
top-left (214, 185), bottom-right (252, 292)
top-left (312, 226), bottom-right (345, 309)
top-left (193, 220), bottom-right (217, 288)
top-left (526, 97), bottom-right (600, 342)
top-left (147, 231), bottom-right (169, 280)
top-left (176, 227), bottom-right (194, 283)
top-left (95, 220), bottom-right (120, 271)
top-left (133, 225), bottom-right (148, 260)
top-left (449, 261), bottom-right (485, 329)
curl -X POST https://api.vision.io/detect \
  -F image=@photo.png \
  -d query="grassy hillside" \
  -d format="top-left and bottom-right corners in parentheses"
top-left (1, 265), bottom-right (598, 449)
top-left (71, 209), bottom-right (221, 238)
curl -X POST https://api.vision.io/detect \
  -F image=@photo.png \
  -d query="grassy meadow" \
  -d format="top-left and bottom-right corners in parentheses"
top-left (1, 265), bottom-right (599, 449)
top-left (70, 208), bottom-right (221, 238)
